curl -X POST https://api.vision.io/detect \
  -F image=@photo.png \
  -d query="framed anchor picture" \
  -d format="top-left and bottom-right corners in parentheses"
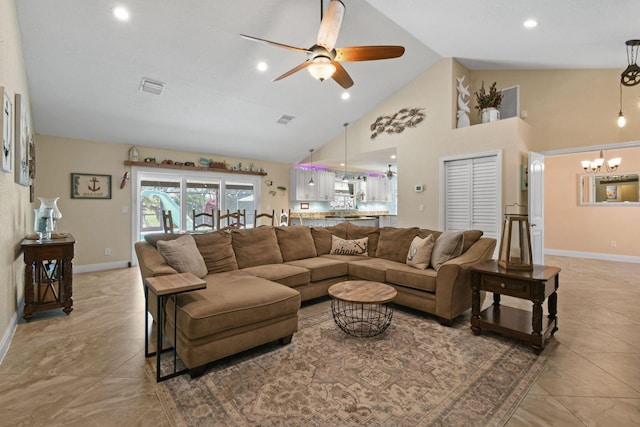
top-left (71, 173), bottom-right (112, 199)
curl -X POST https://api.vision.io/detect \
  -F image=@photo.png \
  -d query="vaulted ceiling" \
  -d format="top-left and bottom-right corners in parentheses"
top-left (15, 0), bottom-right (639, 172)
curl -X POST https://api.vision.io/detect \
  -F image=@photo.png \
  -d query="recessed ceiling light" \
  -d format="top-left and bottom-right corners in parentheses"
top-left (257, 62), bottom-right (268, 72)
top-left (113, 6), bottom-right (130, 21)
top-left (523, 19), bottom-right (538, 29)
top-left (341, 92), bottom-right (350, 100)
top-left (390, 155), bottom-right (396, 159)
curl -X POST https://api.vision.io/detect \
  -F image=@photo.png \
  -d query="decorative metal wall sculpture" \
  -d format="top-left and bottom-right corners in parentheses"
top-left (370, 107), bottom-right (425, 139)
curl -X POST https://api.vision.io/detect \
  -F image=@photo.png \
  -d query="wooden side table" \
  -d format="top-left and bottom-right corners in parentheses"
top-left (470, 260), bottom-right (560, 354)
top-left (144, 273), bottom-right (206, 382)
top-left (21, 234), bottom-right (76, 321)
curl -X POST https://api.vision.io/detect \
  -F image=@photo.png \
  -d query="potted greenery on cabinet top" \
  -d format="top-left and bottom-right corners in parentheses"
top-left (474, 81), bottom-right (503, 123)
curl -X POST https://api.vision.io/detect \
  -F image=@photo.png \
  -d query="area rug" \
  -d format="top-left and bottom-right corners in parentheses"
top-left (152, 301), bottom-right (555, 426)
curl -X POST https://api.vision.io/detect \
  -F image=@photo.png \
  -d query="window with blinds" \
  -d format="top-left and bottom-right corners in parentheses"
top-left (443, 155), bottom-right (499, 239)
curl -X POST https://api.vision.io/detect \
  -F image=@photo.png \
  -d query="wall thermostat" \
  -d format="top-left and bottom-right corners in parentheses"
top-left (414, 184), bottom-right (424, 193)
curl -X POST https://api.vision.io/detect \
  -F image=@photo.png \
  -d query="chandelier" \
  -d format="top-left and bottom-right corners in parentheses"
top-left (581, 150), bottom-right (621, 173)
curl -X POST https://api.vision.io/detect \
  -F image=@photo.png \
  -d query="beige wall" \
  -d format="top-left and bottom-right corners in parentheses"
top-left (35, 135), bottom-right (293, 267)
top-left (545, 147), bottom-right (640, 257)
top-left (0, 0), bottom-right (33, 344)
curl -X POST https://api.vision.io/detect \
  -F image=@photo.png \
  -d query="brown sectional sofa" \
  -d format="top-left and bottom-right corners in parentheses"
top-left (135, 222), bottom-right (496, 376)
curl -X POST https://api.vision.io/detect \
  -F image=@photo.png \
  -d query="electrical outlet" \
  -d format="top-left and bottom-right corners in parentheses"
top-left (610, 240), bottom-right (617, 247)
top-left (105, 248), bottom-right (112, 256)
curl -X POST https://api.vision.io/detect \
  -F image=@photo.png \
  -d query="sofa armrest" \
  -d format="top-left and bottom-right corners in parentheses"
top-left (434, 238), bottom-right (496, 321)
top-left (134, 241), bottom-right (178, 280)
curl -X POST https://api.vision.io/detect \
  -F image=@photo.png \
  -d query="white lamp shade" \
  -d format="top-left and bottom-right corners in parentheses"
top-left (308, 58), bottom-right (336, 81)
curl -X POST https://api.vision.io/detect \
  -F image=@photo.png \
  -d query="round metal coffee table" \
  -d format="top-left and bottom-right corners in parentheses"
top-left (328, 280), bottom-right (397, 337)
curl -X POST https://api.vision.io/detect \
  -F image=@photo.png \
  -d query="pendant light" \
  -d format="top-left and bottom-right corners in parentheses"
top-left (308, 149), bottom-right (315, 186)
top-left (342, 123), bottom-right (349, 182)
top-left (617, 83), bottom-right (626, 128)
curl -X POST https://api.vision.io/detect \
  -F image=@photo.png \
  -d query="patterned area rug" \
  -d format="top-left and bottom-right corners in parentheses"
top-left (152, 301), bottom-right (555, 426)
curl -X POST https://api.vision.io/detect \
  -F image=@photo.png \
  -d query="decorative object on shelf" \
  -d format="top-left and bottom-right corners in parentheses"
top-left (240, 0), bottom-right (404, 89)
top-left (474, 81), bottom-right (503, 123)
top-left (184, 162), bottom-right (195, 166)
top-left (1, 86), bottom-right (13, 173)
top-left (456, 76), bottom-right (471, 128)
top-left (342, 123), bottom-right (349, 182)
top-left (617, 82), bottom-right (626, 127)
top-left (498, 203), bottom-right (533, 271)
top-left (370, 107), bottom-right (426, 139)
top-left (580, 150), bottom-right (621, 173)
top-left (144, 157), bottom-right (156, 163)
top-left (128, 146), bottom-right (139, 161)
top-left (14, 94), bottom-right (31, 186)
top-left (308, 149), bottom-right (315, 186)
top-left (70, 173), bottom-right (112, 199)
top-left (621, 39), bottom-right (640, 87)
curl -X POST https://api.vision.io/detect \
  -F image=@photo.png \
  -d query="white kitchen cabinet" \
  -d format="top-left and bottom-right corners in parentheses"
top-left (366, 177), bottom-right (392, 202)
top-left (315, 171), bottom-right (335, 201)
top-left (290, 169), bottom-right (316, 201)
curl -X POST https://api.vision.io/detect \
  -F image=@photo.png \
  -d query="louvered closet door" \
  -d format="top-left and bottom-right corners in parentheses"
top-left (444, 155), bottom-right (499, 239)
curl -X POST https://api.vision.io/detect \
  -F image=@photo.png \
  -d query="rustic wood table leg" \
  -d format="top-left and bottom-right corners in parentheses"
top-left (531, 298), bottom-right (544, 354)
top-left (470, 272), bottom-right (481, 335)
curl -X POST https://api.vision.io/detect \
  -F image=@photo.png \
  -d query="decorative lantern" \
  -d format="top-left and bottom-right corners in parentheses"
top-left (498, 204), bottom-right (533, 271)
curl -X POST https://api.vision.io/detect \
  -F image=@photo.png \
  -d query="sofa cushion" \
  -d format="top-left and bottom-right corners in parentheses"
top-left (462, 230), bottom-right (484, 253)
top-left (275, 226), bottom-right (317, 261)
top-left (348, 258), bottom-right (404, 283)
top-left (346, 223), bottom-right (380, 256)
top-left (230, 227), bottom-right (283, 269)
top-left (165, 271), bottom-right (300, 340)
top-left (192, 232), bottom-right (238, 273)
top-left (286, 257), bottom-right (348, 282)
top-left (156, 234), bottom-right (208, 278)
top-left (310, 222), bottom-right (348, 255)
top-left (241, 264), bottom-right (310, 288)
top-left (418, 229), bottom-right (442, 241)
top-left (329, 236), bottom-right (368, 256)
top-left (430, 231), bottom-right (464, 271)
top-left (375, 227), bottom-right (420, 263)
top-left (387, 264), bottom-right (438, 293)
top-left (406, 234), bottom-right (435, 270)
top-left (144, 232), bottom-right (183, 247)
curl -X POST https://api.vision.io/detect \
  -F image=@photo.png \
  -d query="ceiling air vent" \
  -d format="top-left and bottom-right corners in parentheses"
top-left (277, 114), bottom-right (295, 125)
top-left (139, 78), bottom-right (165, 95)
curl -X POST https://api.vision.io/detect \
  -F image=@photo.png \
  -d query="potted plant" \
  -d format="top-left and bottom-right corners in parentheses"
top-left (474, 81), bottom-right (503, 123)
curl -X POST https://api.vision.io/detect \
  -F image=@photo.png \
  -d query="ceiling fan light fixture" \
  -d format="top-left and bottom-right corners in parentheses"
top-left (308, 57), bottom-right (336, 81)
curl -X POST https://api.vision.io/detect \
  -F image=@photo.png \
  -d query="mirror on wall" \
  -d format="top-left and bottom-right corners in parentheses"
top-left (579, 173), bottom-right (640, 205)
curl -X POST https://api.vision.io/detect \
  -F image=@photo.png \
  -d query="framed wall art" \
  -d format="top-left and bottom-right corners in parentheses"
top-left (71, 173), bottom-right (112, 199)
top-left (1, 86), bottom-right (12, 173)
top-left (14, 93), bottom-right (30, 186)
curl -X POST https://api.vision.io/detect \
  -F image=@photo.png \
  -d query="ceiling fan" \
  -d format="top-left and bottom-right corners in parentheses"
top-left (240, 0), bottom-right (405, 89)
top-left (386, 164), bottom-right (397, 179)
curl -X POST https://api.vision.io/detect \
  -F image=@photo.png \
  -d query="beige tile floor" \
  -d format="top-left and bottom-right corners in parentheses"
top-left (0, 255), bottom-right (638, 426)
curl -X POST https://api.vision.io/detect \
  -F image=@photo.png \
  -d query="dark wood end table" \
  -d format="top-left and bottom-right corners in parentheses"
top-left (470, 260), bottom-right (560, 354)
top-left (144, 273), bottom-right (206, 382)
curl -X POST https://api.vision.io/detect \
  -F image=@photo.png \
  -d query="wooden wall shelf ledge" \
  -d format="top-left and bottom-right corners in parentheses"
top-left (124, 161), bottom-right (267, 176)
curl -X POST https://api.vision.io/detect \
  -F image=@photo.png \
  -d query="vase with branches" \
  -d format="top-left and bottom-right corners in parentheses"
top-left (474, 81), bottom-right (503, 122)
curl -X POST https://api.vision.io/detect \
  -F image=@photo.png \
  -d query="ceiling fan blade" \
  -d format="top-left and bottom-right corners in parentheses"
top-left (240, 34), bottom-right (309, 54)
top-left (273, 60), bottom-right (312, 81)
top-left (316, 0), bottom-right (345, 51)
top-left (335, 45), bottom-right (405, 62)
top-left (331, 62), bottom-right (353, 89)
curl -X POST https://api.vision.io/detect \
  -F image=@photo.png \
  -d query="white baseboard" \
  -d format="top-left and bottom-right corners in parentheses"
top-left (0, 309), bottom-right (18, 364)
top-left (545, 249), bottom-right (640, 264)
top-left (74, 261), bottom-right (131, 274)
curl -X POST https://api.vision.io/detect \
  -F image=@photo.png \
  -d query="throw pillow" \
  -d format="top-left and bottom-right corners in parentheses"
top-left (406, 234), bottom-right (435, 270)
top-left (230, 226), bottom-right (284, 269)
top-left (430, 231), bottom-right (464, 271)
top-left (156, 234), bottom-right (208, 278)
top-left (144, 232), bottom-right (182, 248)
top-left (346, 224), bottom-right (380, 256)
top-left (311, 223), bottom-right (348, 255)
top-left (329, 235), bottom-right (368, 256)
